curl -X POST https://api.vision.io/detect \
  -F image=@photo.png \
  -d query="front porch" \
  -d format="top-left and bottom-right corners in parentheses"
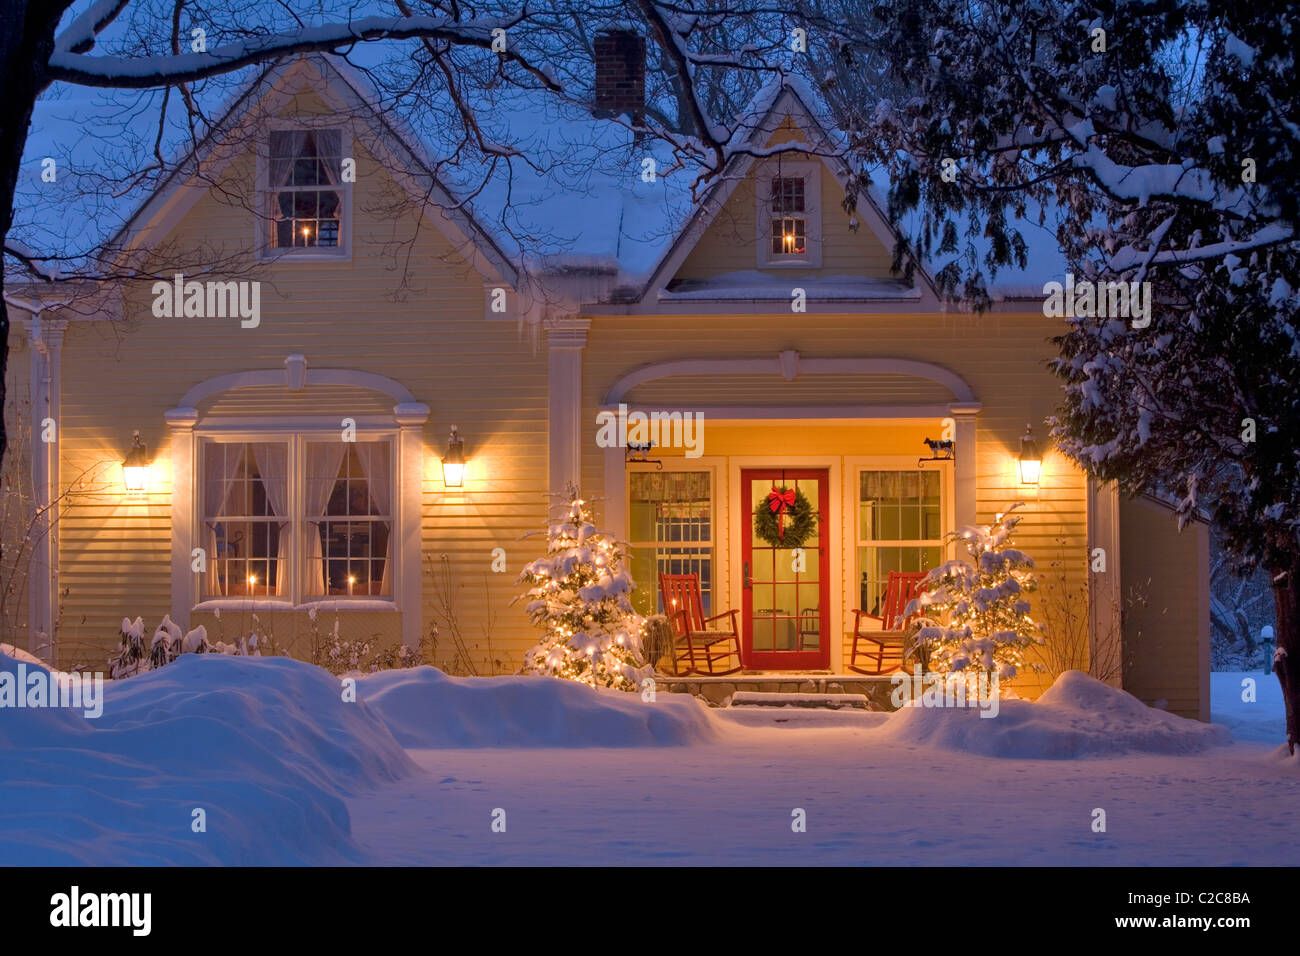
top-left (658, 670), bottom-right (898, 709)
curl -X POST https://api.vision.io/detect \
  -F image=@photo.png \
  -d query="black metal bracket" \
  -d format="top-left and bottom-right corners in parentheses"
top-left (918, 436), bottom-right (955, 468)
top-left (625, 442), bottom-right (663, 469)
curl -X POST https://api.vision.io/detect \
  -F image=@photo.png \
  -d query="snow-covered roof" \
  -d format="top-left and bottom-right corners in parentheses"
top-left (15, 51), bottom-right (1069, 308)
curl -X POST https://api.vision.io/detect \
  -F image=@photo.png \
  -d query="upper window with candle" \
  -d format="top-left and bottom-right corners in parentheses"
top-left (263, 128), bottom-right (349, 257)
top-left (756, 159), bottom-right (821, 267)
top-left (770, 176), bottom-right (806, 255)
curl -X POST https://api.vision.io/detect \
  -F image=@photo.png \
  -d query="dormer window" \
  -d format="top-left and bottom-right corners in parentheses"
top-left (265, 129), bottom-right (348, 256)
top-left (770, 176), bottom-right (807, 255)
top-left (756, 159), bottom-right (822, 267)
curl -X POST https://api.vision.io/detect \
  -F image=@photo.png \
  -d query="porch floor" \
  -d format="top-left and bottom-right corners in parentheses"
top-left (656, 671), bottom-right (898, 709)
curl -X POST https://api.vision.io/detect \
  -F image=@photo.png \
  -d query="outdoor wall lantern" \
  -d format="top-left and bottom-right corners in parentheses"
top-left (1018, 424), bottom-right (1043, 485)
top-left (122, 431), bottom-right (151, 493)
top-left (442, 425), bottom-right (466, 488)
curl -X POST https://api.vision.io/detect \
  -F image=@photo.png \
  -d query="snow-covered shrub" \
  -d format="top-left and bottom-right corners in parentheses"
top-left (148, 614), bottom-right (184, 669)
top-left (109, 616), bottom-right (147, 678)
top-left (369, 642), bottom-right (422, 671)
top-left (108, 616), bottom-right (260, 679)
top-left (514, 486), bottom-right (648, 690)
top-left (906, 503), bottom-right (1046, 681)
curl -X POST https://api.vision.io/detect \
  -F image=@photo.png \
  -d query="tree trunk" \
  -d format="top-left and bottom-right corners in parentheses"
top-left (0, 0), bottom-right (73, 461)
top-left (1269, 553), bottom-right (1300, 754)
top-left (1234, 608), bottom-right (1255, 653)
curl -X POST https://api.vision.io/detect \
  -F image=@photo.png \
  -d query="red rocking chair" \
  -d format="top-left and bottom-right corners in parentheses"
top-left (657, 573), bottom-right (744, 676)
top-left (849, 570), bottom-right (929, 675)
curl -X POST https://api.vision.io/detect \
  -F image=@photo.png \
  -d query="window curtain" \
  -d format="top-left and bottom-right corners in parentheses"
top-left (269, 130), bottom-right (341, 187)
top-left (250, 443), bottom-right (290, 596)
top-left (304, 443), bottom-right (348, 597)
top-left (629, 471), bottom-right (710, 503)
top-left (203, 444), bottom-right (243, 596)
top-left (352, 441), bottom-right (392, 596)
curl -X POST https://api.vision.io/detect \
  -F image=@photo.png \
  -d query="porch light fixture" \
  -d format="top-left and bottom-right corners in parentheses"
top-left (122, 431), bottom-right (151, 493)
top-left (442, 425), bottom-right (466, 488)
top-left (1018, 424), bottom-right (1043, 485)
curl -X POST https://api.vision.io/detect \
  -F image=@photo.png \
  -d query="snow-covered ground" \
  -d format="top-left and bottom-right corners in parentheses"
top-left (1, 651), bottom-right (1296, 865)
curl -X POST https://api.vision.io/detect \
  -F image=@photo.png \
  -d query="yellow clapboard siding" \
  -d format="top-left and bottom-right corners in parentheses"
top-left (35, 111), bottom-right (549, 671)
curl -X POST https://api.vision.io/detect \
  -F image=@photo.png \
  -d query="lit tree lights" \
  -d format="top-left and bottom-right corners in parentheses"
top-left (906, 503), bottom-right (1046, 683)
top-left (515, 486), bottom-right (648, 690)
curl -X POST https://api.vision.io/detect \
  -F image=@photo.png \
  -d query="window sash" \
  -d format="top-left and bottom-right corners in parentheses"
top-left (770, 216), bottom-right (807, 255)
top-left (771, 176), bottom-right (805, 214)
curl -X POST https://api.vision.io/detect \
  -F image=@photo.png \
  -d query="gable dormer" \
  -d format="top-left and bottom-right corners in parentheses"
top-left (645, 87), bottom-right (925, 306)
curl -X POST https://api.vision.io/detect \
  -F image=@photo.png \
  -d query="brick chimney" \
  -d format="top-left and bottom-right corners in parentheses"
top-left (593, 29), bottom-right (646, 120)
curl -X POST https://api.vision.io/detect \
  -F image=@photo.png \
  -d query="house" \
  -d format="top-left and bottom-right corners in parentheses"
top-left (4, 42), bottom-right (1210, 718)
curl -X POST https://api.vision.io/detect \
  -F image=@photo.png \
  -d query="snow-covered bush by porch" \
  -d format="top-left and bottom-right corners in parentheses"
top-left (515, 489), bottom-right (648, 690)
top-left (109, 613), bottom-right (261, 678)
top-left (907, 504), bottom-right (1045, 680)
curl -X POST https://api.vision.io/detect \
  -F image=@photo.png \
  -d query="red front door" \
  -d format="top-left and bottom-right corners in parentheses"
top-left (741, 469), bottom-right (831, 670)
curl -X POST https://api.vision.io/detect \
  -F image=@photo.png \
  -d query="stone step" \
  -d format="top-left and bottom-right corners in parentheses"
top-left (729, 691), bottom-right (871, 710)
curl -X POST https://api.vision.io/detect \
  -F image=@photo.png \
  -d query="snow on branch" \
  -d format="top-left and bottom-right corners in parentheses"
top-left (45, 13), bottom-right (546, 90)
top-left (1073, 145), bottom-right (1255, 217)
top-left (54, 0), bottom-right (133, 55)
top-left (3, 241), bottom-right (63, 281)
top-left (1109, 222), bottom-right (1295, 273)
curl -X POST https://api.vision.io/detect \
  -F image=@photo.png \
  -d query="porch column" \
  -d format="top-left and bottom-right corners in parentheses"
top-left (546, 317), bottom-right (590, 498)
top-left (950, 402), bottom-right (980, 532)
top-left (1087, 478), bottom-right (1123, 687)
top-left (395, 402), bottom-right (431, 649)
top-left (25, 315), bottom-right (65, 662)
top-left (166, 406), bottom-right (199, 632)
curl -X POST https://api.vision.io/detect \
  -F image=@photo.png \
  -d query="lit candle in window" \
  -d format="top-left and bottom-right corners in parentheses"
top-left (248, 574), bottom-right (257, 590)
top-left (784, 232), bottom-right (795, 251)
top-left (347, 574), bottom-right (356, 595)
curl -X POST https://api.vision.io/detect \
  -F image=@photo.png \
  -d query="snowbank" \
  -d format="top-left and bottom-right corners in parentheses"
top-left (0, 653), bottom-right (415, 865)
top-left (876, 670), bottom-right (1231, 758)
top-left (1210, 670), bottom-right (1286, 744)
top-left (358, 667), bottom-right (718, 748)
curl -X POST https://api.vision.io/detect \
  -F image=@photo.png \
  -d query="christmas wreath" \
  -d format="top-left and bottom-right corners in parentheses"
top-left (753, 485), bottom-right (818, 548)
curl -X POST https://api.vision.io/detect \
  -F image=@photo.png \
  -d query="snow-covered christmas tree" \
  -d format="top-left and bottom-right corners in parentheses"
top-left (907, 503), bottom-right (1045, 681)
top-left (515, 486), bottom-right (648, 690)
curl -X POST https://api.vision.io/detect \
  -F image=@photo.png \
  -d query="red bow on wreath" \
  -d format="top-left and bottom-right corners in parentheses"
top-left (767, 486), bottom-right (797, 540)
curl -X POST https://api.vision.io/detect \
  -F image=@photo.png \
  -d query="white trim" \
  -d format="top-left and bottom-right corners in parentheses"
top-left (950, 404), bottom-right (979, 532)
top-left (604, 404), bottom-right (969, 421)
top-left (1087, 478), bottom-right (1122, 688)
top-left (603, 353), bottom-right (979, 406)
top-left (755, 159), bottom-right (822, 268)
top-left (167, 365), bottom-right (429, 644)
top-left (177, 360), bottom-right (417, 409)
top-left (167, 407), bottom-right (199, 632)
top-left (24, 317), bottom-right (66, 661)
top-left (547, 318), bottom-right (589, 495)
